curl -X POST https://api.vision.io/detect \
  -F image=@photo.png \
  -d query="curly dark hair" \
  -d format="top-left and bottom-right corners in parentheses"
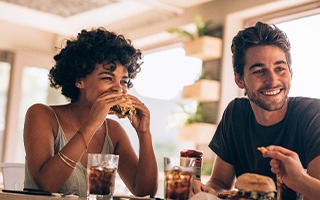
top-left (231, 21), bottom-right (292, 78)
top-left (49, 27), bottom-right (142, 102)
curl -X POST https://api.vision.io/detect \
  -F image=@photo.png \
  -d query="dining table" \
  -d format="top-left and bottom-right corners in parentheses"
top-left (0, 190), bottom-right (86, 200)
top-left (0, 191), bottom-right (83, 199)
top-left (0, 190), bottom-right (162, 200)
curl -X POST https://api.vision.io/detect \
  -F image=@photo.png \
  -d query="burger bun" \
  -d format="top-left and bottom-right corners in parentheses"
top-left (235, 173), bottom-right (276, 193)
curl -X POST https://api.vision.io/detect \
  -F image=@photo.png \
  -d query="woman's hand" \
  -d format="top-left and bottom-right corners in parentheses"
top-left (88, 92), bottom-right (125, 128)
top-left (263, 145), bottom-right (307, 189)
top-left (127, 95), bottom-right (150, 134)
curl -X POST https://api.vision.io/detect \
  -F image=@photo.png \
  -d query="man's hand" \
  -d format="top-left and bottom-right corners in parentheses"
top-left (191, 179), bottom-right (216, 196)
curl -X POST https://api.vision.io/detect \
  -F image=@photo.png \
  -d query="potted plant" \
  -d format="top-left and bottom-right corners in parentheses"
top-left (171, 102), bottom-right (217, 177)
top-left (182, 70), bottom-right (220, 102)
top-left (167, 15), bottom-right (222, 61)
top-left (176, 102), bottom-right (217, 145)
top-left (182, 79), bottom-right (220, 102)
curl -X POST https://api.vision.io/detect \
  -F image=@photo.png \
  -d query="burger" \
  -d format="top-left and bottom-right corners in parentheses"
top-left (218, 173), bottom-right (276, 200)
top-left (234, 173), bottom-right (276, 199)
top-left (111, 95), bottom-right (136, 121)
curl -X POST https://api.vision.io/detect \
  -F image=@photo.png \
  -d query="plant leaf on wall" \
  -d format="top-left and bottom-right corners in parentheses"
top-left (195, 15), bottom-right (213, 37)
top-left (167, 14), bottom-right (213, 40)
top-left (167, 28), bottom-right (195, 40)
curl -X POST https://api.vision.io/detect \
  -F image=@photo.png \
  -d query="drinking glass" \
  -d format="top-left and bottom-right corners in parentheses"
top-left (87, 154), bottom-right (119, 200)
top-left (276, 175), bottom-right (302, 200)
top-left (164, 157), bottom-right (195, 200)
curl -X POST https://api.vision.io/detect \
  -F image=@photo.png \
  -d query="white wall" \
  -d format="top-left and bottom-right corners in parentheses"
top-left (0, 21), bottom-right (55, 53)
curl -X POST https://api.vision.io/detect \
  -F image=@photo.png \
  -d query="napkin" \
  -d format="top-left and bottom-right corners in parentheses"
top-left (189, 192), bottom-right (221, 200)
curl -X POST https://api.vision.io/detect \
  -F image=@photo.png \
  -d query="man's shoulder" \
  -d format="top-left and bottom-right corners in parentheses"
top-left (288, 97), bottom-right (320, 117)
top-left (224, 97), bottom-right (251, 116)
top-left (229, 97), bottom-right (250, 107)
top-left (290, 96), bottom-right (320, 101)
top-left (289, 96), bottom-right (320, 107)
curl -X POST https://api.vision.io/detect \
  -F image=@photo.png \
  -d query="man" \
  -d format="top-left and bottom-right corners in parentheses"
top-left (192, 21), bottom-right (320, 200)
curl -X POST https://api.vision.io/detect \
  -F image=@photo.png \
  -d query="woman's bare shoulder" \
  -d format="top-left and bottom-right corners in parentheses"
top-left (27, 103), bottom-right (67, 115)
top-left (26, 103), bottom-right (52, 115)
top-left (106, 117), bottom-right (121, 127)
top-left (106, 118), bottom-right (128, 137)
top-left (25, 103), bottom-right (59, 127)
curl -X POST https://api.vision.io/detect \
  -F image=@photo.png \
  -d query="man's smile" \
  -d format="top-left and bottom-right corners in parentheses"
top-left (261, 89), bottom-right (281, 96)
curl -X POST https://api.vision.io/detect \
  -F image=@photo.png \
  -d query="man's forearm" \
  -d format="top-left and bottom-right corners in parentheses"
top-left (206, 177), bottom-right (233, 193)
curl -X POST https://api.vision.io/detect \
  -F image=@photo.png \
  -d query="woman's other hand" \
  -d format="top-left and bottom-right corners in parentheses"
top-left (128, 95), bottom-right (150, 135)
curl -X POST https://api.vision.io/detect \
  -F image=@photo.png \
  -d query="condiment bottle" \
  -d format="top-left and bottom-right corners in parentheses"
top-left (180, 149), bottom-right (203, 180)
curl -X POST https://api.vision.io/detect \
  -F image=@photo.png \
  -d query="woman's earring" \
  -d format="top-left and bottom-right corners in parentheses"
top-left (76, 82), bottom-right (83, 89)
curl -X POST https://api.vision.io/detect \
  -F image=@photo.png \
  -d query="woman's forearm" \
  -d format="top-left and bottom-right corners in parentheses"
top-left (293, 173), bottom-right (320, 200)
top-left (135, 132), bottom-right (158, 196)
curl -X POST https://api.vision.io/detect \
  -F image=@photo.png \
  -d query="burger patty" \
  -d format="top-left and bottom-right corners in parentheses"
top-left (235, 190), bottom-right (275, 199)
top-left (219, 190), bottom-right (275, 200)
top-left (111, 104), bottom-right (136, 120)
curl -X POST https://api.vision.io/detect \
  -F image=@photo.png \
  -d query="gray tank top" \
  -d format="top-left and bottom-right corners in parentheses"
top-left (24, 106), bottom-right (114, 197)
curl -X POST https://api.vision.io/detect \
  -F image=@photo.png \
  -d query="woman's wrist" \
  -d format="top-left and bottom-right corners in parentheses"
top-left (137, 130), bottom-right (152, 140)
top-left (81, 120), bottom-right (101, 134)
top-left (288, 169), bottom-right (309, 193)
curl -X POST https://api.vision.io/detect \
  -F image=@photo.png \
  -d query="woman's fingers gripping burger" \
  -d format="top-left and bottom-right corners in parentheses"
top-left (126, 95), bottom-right (150, 134)
top-left (89, 92), bottom-right (125, 123)
top-left (110, 94), bottom-right (136, 121)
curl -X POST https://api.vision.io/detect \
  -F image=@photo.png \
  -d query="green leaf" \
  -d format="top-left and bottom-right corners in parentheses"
top-left (167, 28), bottom-right (194, 40)
top-left (167, 15), bottom-right (213, 40)
top-left (202, 20), bottom-right (213, 35)
top-left (194, 15), bottom-right (204, 32)
top-left (184, 103), bottom-right (206, 125)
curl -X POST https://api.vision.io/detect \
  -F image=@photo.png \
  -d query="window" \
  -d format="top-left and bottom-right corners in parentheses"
top-left (16, 67), bottom-right (51, 162)
top-left (114, 46), bottom-right (202, 168)
top-left (133, 47), bottom-right (202, 100)
top-left (108, 47), bottom-right (203, 196)
top-left (13, 65), bottom-right (67, 162)
top-left (276, 14), bottom-right (320, 98)
top-left (0, 56), bottom-right (12, 161)
top-left (244, 2), bottom-right (320, 98)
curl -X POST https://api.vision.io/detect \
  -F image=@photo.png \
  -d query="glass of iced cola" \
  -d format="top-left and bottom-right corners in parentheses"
top-left (87, 154), bottom-right (119, 200)
top-left (277, 175), bottom-right (302, 200)
top-left (164, 157), bottom-right (195, 200)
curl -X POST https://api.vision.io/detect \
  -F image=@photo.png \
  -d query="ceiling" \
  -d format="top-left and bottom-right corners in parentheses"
top-left (0, 0), bottom-right (213, 38)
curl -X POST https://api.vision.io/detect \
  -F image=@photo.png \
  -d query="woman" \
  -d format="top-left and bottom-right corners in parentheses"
top-left (23, 27), bottom-right (158, 197)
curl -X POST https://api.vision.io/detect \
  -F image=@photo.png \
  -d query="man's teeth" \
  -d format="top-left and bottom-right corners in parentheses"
top-left (263, 89), bottom-right (281, 96)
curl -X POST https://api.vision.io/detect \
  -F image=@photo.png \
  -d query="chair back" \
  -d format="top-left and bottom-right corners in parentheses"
top-left (0, 162), bottom-right (25, 190)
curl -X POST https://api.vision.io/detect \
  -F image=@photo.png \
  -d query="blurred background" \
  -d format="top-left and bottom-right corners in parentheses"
top-left (1, 0), bottom-right (320, 196)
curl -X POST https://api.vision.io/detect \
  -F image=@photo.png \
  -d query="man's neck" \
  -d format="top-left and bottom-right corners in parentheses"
top-left (250, 100), bottom-right (289, 126)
